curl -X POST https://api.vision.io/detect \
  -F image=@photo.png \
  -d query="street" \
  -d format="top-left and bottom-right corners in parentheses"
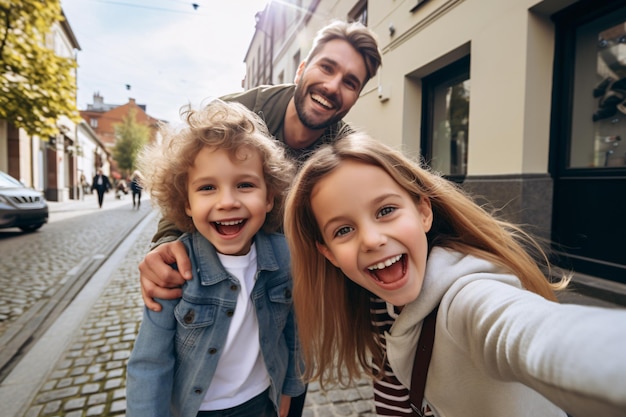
top-left (0, 192), bottom-right (623, 417)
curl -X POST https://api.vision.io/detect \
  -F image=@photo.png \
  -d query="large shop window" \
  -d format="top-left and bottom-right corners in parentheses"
top-left (570, 10), bottom-right (626, 168)
top-left (421, 56), bottom-right (470, 180)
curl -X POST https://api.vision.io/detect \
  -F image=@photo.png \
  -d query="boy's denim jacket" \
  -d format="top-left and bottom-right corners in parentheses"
top-left (127, 230), bottom-right (305, 417)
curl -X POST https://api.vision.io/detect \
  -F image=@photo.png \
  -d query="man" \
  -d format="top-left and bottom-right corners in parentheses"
top-left (138, 20), bottom-right (382, 417)
top-left (91, 168), bottom-right (111, 208)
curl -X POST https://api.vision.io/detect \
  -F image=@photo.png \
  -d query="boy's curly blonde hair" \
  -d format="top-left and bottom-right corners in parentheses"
top-left (138, 100), bottom-right (294, 233)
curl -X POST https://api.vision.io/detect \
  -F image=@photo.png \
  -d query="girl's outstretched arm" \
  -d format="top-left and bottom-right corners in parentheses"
top-left (447, 279), bottom-right (626, 417)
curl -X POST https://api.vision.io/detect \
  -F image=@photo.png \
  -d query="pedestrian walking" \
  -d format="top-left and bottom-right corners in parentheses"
top-left (283, 133), bottom-right (626, 417)
top-left (91, 168), bottom-right (111, 208)
top-left (127, 100), bottom-right (303, 417)
top-left (130, 170), bottom-right (143, 209)
top-left (79, 172), bottom-right (87, 201)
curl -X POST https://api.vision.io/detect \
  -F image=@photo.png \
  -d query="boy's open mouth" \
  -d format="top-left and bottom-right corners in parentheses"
top-left (213, 219), bottom-right (246, 236)
top-left (367, 254), bottom-right (407, 284)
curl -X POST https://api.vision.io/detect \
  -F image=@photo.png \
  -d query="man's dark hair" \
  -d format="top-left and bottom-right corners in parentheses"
top-left (305, 20), bottom-right (382, 84)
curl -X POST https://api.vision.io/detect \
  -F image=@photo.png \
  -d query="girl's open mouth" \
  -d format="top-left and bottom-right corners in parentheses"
top-left (367, 254), bottom-right (407, 284)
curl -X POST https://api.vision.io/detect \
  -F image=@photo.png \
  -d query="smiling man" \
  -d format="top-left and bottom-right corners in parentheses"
top-left (137, 20), bottom-right (382, 417)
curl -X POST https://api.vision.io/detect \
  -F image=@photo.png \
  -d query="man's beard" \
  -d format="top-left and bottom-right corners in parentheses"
top-left (293, 81), bottom-right (346, 130)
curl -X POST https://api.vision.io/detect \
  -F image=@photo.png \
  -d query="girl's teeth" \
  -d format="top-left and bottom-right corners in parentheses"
top-left (368, 254), bottom-right (402, 271)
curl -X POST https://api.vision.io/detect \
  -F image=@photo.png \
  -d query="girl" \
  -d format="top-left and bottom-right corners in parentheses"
top-left (284, 132), bottom-right (626, 417)
top-left (127, 100), bottom-right (304, 417)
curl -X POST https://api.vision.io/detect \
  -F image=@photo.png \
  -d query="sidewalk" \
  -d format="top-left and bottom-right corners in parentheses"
top-left (47, 191), bottom-right (138, 223)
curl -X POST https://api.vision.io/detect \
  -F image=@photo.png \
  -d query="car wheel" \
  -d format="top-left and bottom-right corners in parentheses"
top-left (19, 223), bottom-right (44, 233)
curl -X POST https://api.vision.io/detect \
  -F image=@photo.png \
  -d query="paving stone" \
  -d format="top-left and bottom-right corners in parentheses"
top-left (24, 404), bottom-right (44, 417)
top-left (82, 383), bottom-right (101, 394)
top-left (87, 392), bottom-right (107, 405)
top-left (104, 377), bottom-right (123, 390)
top-left (42, 400), bottom-right (61, 414)
top-left (35, 386), bottom-right (80, 403)
top-left (86, 404), bottom-right (106, 416)
top-left (113, 387), bottom-right (126, 400)
top-left (110, 399), bottom-right (127, 413)
top-left (41, 380), bottom-right (57, 391)
top-left (91, 371), bottom-right (107, 381)
top-left (74, 374), bottom-right (90, 385)
top-left (69, 366), bottom-right (86, 376)
top-left (64, 397), bottom-right (87, 410)
top-left (107, 368), bottom-right (124, 379)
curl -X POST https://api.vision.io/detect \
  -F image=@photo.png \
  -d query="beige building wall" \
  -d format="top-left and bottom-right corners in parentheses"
top-left (245, 0), bottom-right (576, 177)
top-left (345, 0), bottom-right (560, 176)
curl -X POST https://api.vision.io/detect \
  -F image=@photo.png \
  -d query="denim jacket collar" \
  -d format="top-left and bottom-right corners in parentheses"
top-left (183, 230), bottom-right (280, 287)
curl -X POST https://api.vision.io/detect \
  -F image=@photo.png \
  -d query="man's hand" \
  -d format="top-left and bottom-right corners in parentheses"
top-left (138, 240), bottom-right (192, 311)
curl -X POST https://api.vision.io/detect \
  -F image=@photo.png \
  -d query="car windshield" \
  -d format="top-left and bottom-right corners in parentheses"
top-left (0, 171), bottom-right (24, 188)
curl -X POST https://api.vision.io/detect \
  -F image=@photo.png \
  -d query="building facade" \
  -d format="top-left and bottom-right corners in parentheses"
top-left (80, 93), bottom-right (162, 151)
top-left (0, 12), bottom-right (83, 202)
top-left (79, 94), bottom-right (162, 181)
top-left (244, 0), bottom-right (626, 283)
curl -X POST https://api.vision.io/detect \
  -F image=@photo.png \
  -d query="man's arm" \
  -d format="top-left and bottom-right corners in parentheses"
top-left (151, 217), bottom-right (185, 248)
top-left (139, 217), bottom-right (192, 311)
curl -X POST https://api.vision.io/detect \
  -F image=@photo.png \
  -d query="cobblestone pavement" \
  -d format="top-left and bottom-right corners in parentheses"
top-left (5, 205), bottom-right (376, 417)
top-left (0, 192), bottom-right (150, 339)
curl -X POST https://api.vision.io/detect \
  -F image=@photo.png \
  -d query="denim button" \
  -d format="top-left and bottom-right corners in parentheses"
top-left (184, 310), bottom-right (194, 324)
top-left (226, 310), bottom-right (234, 317)
top-left (284, 288), bottom-right (292, 299)
top-left (208, 348), bottom-right (217, 354)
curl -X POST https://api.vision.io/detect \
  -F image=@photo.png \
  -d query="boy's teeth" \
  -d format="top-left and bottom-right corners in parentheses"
top-left (368, 255), bottom-right (402, 271)
top-left (216, 220), bottom-right (243, 226)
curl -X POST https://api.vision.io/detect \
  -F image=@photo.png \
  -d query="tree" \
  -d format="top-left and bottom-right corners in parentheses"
top-left (112, 109), bottom-right (150, 175)
top-left (0, 0), bottom-right (79, 138)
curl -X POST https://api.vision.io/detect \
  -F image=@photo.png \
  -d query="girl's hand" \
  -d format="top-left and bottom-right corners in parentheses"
top-left (279, 395), bottom-right (292, 417)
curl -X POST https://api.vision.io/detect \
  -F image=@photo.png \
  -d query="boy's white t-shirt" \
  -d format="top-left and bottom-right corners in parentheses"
top-left (199, 243), bottom-right (270, 410)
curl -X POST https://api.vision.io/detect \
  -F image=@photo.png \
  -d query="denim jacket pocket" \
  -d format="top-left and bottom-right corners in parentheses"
top-left (174, 300), bottom-right (217, 348)
top-left (267, 279), bottom-right (293, 328)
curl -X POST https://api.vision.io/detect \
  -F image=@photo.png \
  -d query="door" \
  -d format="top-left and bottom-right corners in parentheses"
top-left (551, 0), bottom-right (626, 283)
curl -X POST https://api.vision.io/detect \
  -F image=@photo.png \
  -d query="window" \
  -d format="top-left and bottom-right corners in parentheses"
top-left (90, 118), bottom-right (98, 129)
top-left (569, 12), bottom-right (626, 168)
top-left (348, 0), bottom-right (367, 26)
top-left (421, 56), bottom-right (471, 179)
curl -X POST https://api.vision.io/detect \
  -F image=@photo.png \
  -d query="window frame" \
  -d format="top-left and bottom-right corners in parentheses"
top-left (420, 55), bottom-right (471, 183)
top-left (550, 0), bottom-right (626, 177)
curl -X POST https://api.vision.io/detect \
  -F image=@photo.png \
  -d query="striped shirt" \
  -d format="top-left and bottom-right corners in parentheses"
top-left (371, 296), bottom-right (434, 416)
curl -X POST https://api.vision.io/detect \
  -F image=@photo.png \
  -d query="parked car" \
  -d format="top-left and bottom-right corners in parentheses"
top-left (0, 171), bottom-right (48, 232)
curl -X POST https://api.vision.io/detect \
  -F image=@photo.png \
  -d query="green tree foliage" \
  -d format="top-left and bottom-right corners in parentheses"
top-left (0, 0), bottom-right (79, 137)
top-left (112, 109), bottom-right (150, 175)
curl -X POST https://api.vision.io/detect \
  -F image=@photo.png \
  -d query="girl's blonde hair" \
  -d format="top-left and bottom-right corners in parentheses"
top-left (284, 132), bottom-right (569, 388)
top-left (139, 100), bottom-right (294, 233)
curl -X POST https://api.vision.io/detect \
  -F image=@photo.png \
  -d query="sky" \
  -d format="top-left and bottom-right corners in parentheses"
top-left (61, 0), bottom-right (270, 125)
